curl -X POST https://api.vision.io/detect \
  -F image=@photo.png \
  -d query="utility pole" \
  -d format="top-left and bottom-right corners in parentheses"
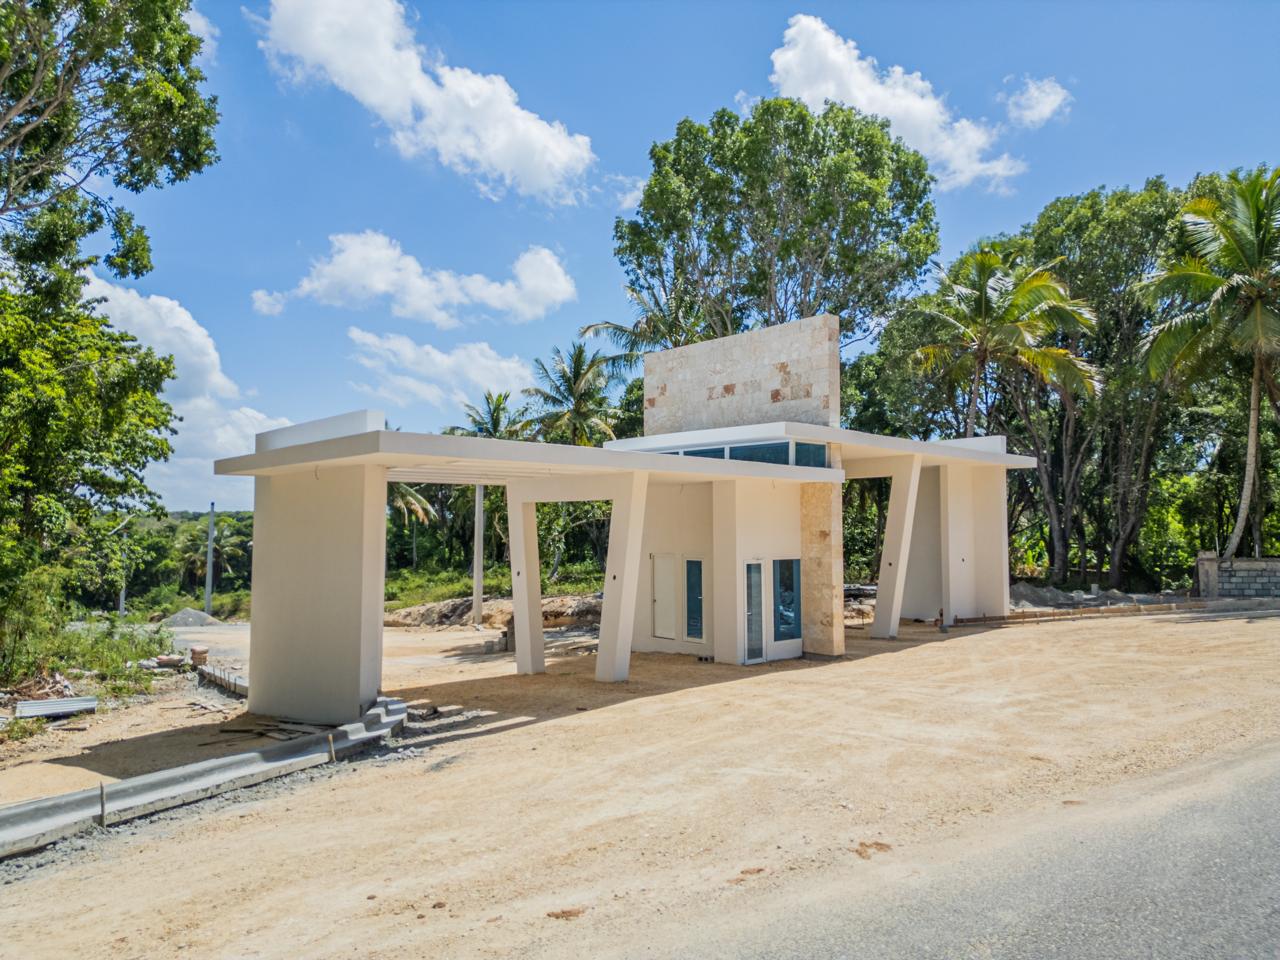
top-left (204, 501), bottom-right (216, 616)
top-left (117, 532), bottom-right (128, 615)
top-left (472, 484), bottom-right (485, 628)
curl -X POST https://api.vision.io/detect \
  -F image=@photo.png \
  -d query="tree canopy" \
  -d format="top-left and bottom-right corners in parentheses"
top-left (0, 0), bottom-right (219, 276)
top-left (614, 97), bottom-right (938, 345)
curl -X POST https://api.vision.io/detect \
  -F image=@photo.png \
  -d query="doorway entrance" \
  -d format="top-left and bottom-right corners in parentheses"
top-left (744, 558), bottom-right (803, 663)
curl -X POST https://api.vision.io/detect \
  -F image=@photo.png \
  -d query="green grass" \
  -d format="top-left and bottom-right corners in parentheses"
top-left (0, 717), bottom-right (46, 743)
top-left (384, 562), bottom-right (603, 610)
top-left (15, 617), bottom-right (175, 697)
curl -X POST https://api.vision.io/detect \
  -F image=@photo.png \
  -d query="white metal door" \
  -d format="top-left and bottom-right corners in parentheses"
top-left (652, 553), bottom-right (677, 639)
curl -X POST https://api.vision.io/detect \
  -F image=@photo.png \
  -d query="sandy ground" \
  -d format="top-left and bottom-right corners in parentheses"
top-left (1, 610), bottom-right (1278, 958)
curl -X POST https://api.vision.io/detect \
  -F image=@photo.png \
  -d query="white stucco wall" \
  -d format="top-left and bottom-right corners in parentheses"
top-left (248, 464), bottom-right (386, 724)
top-left (632, 482), bottom-right (715, 656)
top-left (901, 466), bottom-right (943, 621)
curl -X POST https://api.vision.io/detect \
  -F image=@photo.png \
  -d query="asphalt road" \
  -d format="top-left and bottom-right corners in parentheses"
top-left (663, 742), bottom-right (1280, 960)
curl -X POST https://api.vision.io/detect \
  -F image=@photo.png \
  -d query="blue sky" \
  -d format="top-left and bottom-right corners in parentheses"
top-left (88, 0), bottom-right (1279, 510)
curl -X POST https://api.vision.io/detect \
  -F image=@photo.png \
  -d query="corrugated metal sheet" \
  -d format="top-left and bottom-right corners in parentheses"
top-left (13, 696), bottom-right (98, 719)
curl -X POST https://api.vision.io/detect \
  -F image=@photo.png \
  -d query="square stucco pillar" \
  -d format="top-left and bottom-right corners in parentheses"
top-left (596, 472), bottom-right (649, 682)
top-left (800, 480), bottom-right (844, 657)
top-left (872, 455), bottom-right (922, 639)
top-left (505, 488), bottom-right (544, 675)
top-left (711, 479), bottom-right (740, 664)
top-left (248, 464), bottom-right (386, 725)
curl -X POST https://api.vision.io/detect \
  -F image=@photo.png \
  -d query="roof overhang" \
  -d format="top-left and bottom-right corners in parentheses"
top-left (215, 429), bottom-right (845, 487)
top-left (605, 422), bottom-right (1036, 471)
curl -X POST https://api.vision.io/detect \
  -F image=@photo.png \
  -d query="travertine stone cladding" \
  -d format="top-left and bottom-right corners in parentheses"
top-left (642, 314), bottom-right (840, 434)
top-left (800, 478), bottom-right (844, 657)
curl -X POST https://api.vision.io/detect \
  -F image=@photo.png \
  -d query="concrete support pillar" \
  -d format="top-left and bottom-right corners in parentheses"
top-left (872, 455), bottom-right (922, 638)
top-left (711, 479), bottom-right (740, 664)
top-left (506, 487), bottom-right (544, 674)
top-left (247, 463), bottom-right (386, 725)
top-left (596, 472), bottom-right (649, 682)
top-left (939, 465), bottom-right (976, 624)
top-left (1196, 550), bottom-right (1220, 599)
top-left (970, 466), bottom-right (1011, 618)
top-left (800, 478), bottom-right (844, 657)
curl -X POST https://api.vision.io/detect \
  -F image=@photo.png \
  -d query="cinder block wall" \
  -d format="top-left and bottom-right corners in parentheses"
top-left (642, 314), bottom-right (840, 434)
top-left (1216, 558), bottom-right (1280, 598)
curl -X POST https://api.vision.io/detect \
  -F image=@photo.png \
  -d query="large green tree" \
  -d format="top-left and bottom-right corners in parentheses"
top-left (1144, 168), bottom-right (1280, 559)
top-left (614, 97), bottom-right (938, 344)
top-left (0, 0), bottom-right (218, 275)
top-left (1023, 178), bottom-right (1186, 585)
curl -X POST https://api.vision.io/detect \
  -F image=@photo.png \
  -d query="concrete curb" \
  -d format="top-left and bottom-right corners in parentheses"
top-left (197, 664), bottom-right (249, 697)
top-left (0, 697), bottom-right (406, 860)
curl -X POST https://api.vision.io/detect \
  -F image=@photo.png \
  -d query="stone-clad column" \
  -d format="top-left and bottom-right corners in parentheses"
top-left (800, 474), bottom-right (845, 658)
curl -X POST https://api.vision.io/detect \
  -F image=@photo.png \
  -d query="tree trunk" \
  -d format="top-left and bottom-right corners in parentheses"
top-left (1223, 353), bottom-right (1262, 559)
top-left (472, 484), bottom-right (485, 626)
top-left (965, 359), bottom-right (983, 438)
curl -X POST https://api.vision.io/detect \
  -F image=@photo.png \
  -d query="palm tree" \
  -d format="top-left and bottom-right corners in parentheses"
top-left (1143, 168), bottom-right (1280, 559)
top-left (447, 391), bottom-right (529, 441)
top-left (914, 249), bottom-right (1098, 437)
top-left (177, 519), bottom-right (247, 592)
top-left (388, 482), bottom-right (435, 569)
top-left (523, 342), bottom-right (618, 446)
top-left (446, 392), bottom-right (530, 623)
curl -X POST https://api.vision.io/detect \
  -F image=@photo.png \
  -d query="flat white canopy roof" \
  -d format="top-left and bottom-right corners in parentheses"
top-left (215, 422), bottom-right (843, 487)
top-left (606, 421), bottom-right (1036, 470)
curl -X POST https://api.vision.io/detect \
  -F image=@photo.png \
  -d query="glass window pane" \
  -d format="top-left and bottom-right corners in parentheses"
top-left (795, 442), bottom-right (827, 468)
top-left (728, 442), bottom-right (789, 464)
top-left (746, 563), bottom-right (763, 660)
top-left (684, 447), bottom-right (725, 459)
top-left (685, 560), bottom-right (703, 640)
top-left (772, 559), bottom-right (802, 642)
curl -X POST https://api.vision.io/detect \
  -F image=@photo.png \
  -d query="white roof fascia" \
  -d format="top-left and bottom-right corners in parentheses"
top-left (607, 421), bottom-right (1035, 469)
top-left (215, 429), bottom-right (844, 486)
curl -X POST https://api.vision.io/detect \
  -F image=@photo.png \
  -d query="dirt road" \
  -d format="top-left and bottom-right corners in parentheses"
top-left (1, 610), bottom-right (1277, 959)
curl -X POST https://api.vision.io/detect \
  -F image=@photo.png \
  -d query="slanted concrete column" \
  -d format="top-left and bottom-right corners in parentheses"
top-left (711, 479), bottom-right (741, 664)
top-left (800, 475), bottom-right (844, 657)
top-left (505, 484), bottom-right (544, 674)
top-left (248, 464), bottom-right (387, 725)
top-left (872, 455), bottom-right (922, 638)
top-left (596, 471), bottom-right (649, 682)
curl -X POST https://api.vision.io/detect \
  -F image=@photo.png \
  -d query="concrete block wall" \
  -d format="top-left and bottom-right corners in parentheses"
top-left (642, 314), bottom-right (841, 434)
top-left (1213, 557), bottom-right (1280, 598)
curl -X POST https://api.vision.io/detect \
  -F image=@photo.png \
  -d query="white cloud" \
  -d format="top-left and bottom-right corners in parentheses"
top-left (83, 272), bottom-right (288, 509)
top-left (250, 289), bottom-right (285, 316)
top-left (610, 175), bottom-right (646, 211)
top-left (183, 5), bottom-right (219, 65)
top-left (1000, 76), bottom-right (1072, 129)
top-left (347, 327), bottom-right (534, 410)
top-left (768, 14), bottom-right (1026, 191)
top-left (254, 230), bottom-right (576, 328)
top-left (257, 0), bottom-right (595, 204)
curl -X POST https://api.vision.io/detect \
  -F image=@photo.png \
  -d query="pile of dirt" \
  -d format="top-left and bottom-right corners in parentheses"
top-left (161, 608), bottom-right (222, 627)
top-left (384, 594), bottom-right (602, 632)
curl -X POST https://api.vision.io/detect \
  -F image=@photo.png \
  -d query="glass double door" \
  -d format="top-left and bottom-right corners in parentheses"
top-left (745, 559), bottom-right (803, 663)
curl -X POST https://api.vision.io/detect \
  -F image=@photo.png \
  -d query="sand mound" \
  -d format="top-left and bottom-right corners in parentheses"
top-left (161, 607), bottom-right (221, 627)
